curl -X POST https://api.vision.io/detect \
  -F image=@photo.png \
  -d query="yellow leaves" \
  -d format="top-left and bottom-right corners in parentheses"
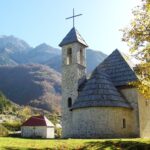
top-left (130, 80), bottom-right (150, 98)
top-left (145, 0), bottom-right (150, 12)
top-left (131, 21), bottom-right (137, 28)
top-left (19, 106), bottom-right (33, 121)
top-left (122, 0), bottom-right (150, 99)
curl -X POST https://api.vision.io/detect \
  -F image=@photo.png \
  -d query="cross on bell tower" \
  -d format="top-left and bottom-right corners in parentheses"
top-left (66, 8), bottom-right (82, 27)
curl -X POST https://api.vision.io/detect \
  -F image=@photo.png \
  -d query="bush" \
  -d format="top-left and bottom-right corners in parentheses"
top-left (2, 121), bottom-right (21, 131)
top-left (0, 124), bottom-right (9, 136)
top-left (55, 127), bottom-right (62, 138)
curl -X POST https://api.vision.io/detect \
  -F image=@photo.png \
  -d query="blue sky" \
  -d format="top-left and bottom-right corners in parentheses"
top-left (0, 0), bottom-right (140, 54)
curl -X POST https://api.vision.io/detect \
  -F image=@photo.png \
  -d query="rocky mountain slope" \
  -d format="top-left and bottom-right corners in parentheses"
top-left (0, 35), bottom-right (107, 113)
top-left (45, 49), bottom-right (107, 73)
top-left (0, 35), bottom-right (107, 73)
top-left (0, 64), bottom-right (61, 113)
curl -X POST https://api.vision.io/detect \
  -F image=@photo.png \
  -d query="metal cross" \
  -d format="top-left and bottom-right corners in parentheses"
top-left (66, 8), bottom-right (82, 27)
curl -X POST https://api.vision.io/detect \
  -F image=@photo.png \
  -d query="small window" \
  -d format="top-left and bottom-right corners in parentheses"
top-left (67, 48), bottom-right (72, 65)
top-left (145, 100), bottom-right (149, 106)
top-left (68, 97), bottom-right (72, 108)
top-left (79, 49), bottom-right (83, 65)
top-left (123, 118), bottom-right (126, 128)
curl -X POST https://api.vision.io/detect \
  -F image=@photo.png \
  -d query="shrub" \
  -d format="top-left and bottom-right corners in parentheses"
top-left (0, 124), bottom-right (9, 136)
top-left (55, 127), bottom-right (62, 138)
top-left (2, 121), bottom-right (21, 131)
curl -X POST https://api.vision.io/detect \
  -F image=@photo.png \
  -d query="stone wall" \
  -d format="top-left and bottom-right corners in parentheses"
top-left (72, 107), bottom-right (136, 138)
top-left (119, 87), bottom-right (140, 137)
top-left (61, 43), bottom-right (86, 138)
top-left (138, 93), bottom-right (150, 138)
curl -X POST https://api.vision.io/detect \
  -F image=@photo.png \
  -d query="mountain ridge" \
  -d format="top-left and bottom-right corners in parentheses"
top-left (0, 35), bottom-right (107, 112)
top-left (0, 35), bottom-right (107, 73)
top-left (0, 64), bottom-right (61, 113)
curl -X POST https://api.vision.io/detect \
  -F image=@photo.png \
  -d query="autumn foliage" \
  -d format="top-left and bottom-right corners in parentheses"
top-left (122, 0), bottom-right (150, 98)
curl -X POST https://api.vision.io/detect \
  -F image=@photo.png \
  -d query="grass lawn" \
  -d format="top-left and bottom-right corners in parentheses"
top-left (0, 137), bottom-right (150, 150)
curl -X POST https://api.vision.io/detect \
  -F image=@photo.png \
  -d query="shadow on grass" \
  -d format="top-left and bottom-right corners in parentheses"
top-left (83, 140), bottom-right (150, 150)
top-left (3, 147), bottom-right (54, 150)
top-left (2, 140), bottom-right (150, 150)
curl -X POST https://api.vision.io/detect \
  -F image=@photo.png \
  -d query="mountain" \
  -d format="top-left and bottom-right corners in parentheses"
top-left (86, 49), bottom-right (107, 72)
top-left (0, 54), bottom-right (17, 65)
top-left (0, 35), bottom-right (31, 64)
top-left (0, 35), bottom-right (107, 73)
top-left (45, 55), bottom-right (62, 72)
top-left (0, 35), bottom-right (107, 113)
top-left (0, 64), bottom-right (61, 113)
top-left (25, 43), bottom-right (60, 64)
top-left (45, 49), bottom-right (107, 73)
top-left (0, 35), bottom-right (30, 53)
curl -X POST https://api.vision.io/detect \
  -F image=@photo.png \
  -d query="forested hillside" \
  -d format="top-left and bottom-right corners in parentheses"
top-left (0, 64), bottom-right (61, 113)
top-left (0, 92), bottom-right (17, 114)
top-left (0, 35), bottom-right (107, 113)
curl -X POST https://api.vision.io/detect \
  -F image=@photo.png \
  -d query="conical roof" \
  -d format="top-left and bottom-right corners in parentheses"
top-left (59, 27), bottom-right (88, 47)
top-left (97, 49), bottom-right (137, 86)
top-left (72, 69), bottom-right (131, 110)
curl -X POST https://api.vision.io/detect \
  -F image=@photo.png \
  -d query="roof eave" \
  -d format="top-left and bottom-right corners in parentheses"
top-left (71, 105), bottom-right (132, 111)
top-left (59, 41), bottom-right (88, 47)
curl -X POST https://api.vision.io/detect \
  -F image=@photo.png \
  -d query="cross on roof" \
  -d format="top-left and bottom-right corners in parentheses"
top-left (66, 8), bottom-right (82, 27)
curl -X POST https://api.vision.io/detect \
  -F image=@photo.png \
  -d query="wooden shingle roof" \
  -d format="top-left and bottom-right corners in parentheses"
top-left (59, 27), bottom-right (88, 47)
top-left (72, 49), bottom-right (136, 110)
top-left (72, 70), bottom-right (131, 110)
top-left (97, 49), bottom-right (137, 86)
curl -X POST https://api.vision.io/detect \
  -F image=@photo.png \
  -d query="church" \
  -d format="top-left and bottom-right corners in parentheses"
top-left (59, 26), bottom-right (150, 138)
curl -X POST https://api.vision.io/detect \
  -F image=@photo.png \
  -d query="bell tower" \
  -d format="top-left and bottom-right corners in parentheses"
top-left (59, 26), bottom-right (88, 137)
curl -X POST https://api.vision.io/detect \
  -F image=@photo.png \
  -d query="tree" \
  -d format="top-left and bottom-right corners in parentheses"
top-left (0, 92), bottom-right (12, 113)
top-left (19, 106), bottom-right (32, 121)
top-left (122, 0), bottom-right (150, 98)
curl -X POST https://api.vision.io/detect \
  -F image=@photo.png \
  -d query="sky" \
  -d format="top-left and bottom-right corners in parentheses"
top-left (0, 0), bottom-right (140, 54)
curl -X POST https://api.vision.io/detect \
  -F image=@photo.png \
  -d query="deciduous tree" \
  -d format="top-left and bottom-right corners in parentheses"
top-left (122, 0), bottom-right (150, 98)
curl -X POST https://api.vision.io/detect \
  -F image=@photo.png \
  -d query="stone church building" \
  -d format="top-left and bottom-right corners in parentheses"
top-left (59, 27), bottom-right (150, 138)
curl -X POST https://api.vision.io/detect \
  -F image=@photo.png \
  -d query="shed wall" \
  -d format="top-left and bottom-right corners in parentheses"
top-left (21, 126), bottom-right (54, 138)
top-left (47, 127), bottom-right (55, 138)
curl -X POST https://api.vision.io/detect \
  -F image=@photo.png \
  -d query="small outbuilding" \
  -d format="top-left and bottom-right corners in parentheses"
top-left (21, 115), bottom-right (54, 138)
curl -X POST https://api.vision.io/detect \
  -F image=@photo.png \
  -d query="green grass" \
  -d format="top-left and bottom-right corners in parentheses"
top-left (0, 137), bottom-right (150, 150)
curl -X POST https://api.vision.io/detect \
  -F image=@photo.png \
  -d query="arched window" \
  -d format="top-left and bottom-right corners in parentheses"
top-left (145, 100), bottom-right (149, 106)
top-left (79, 49), bottom-right (83, 65)
top-left (67, 48), bottom-right (72, 65)
top-left (68, 97), bottom-right (72, 108)
top-left (123, 118), bottom-right (126, 128)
